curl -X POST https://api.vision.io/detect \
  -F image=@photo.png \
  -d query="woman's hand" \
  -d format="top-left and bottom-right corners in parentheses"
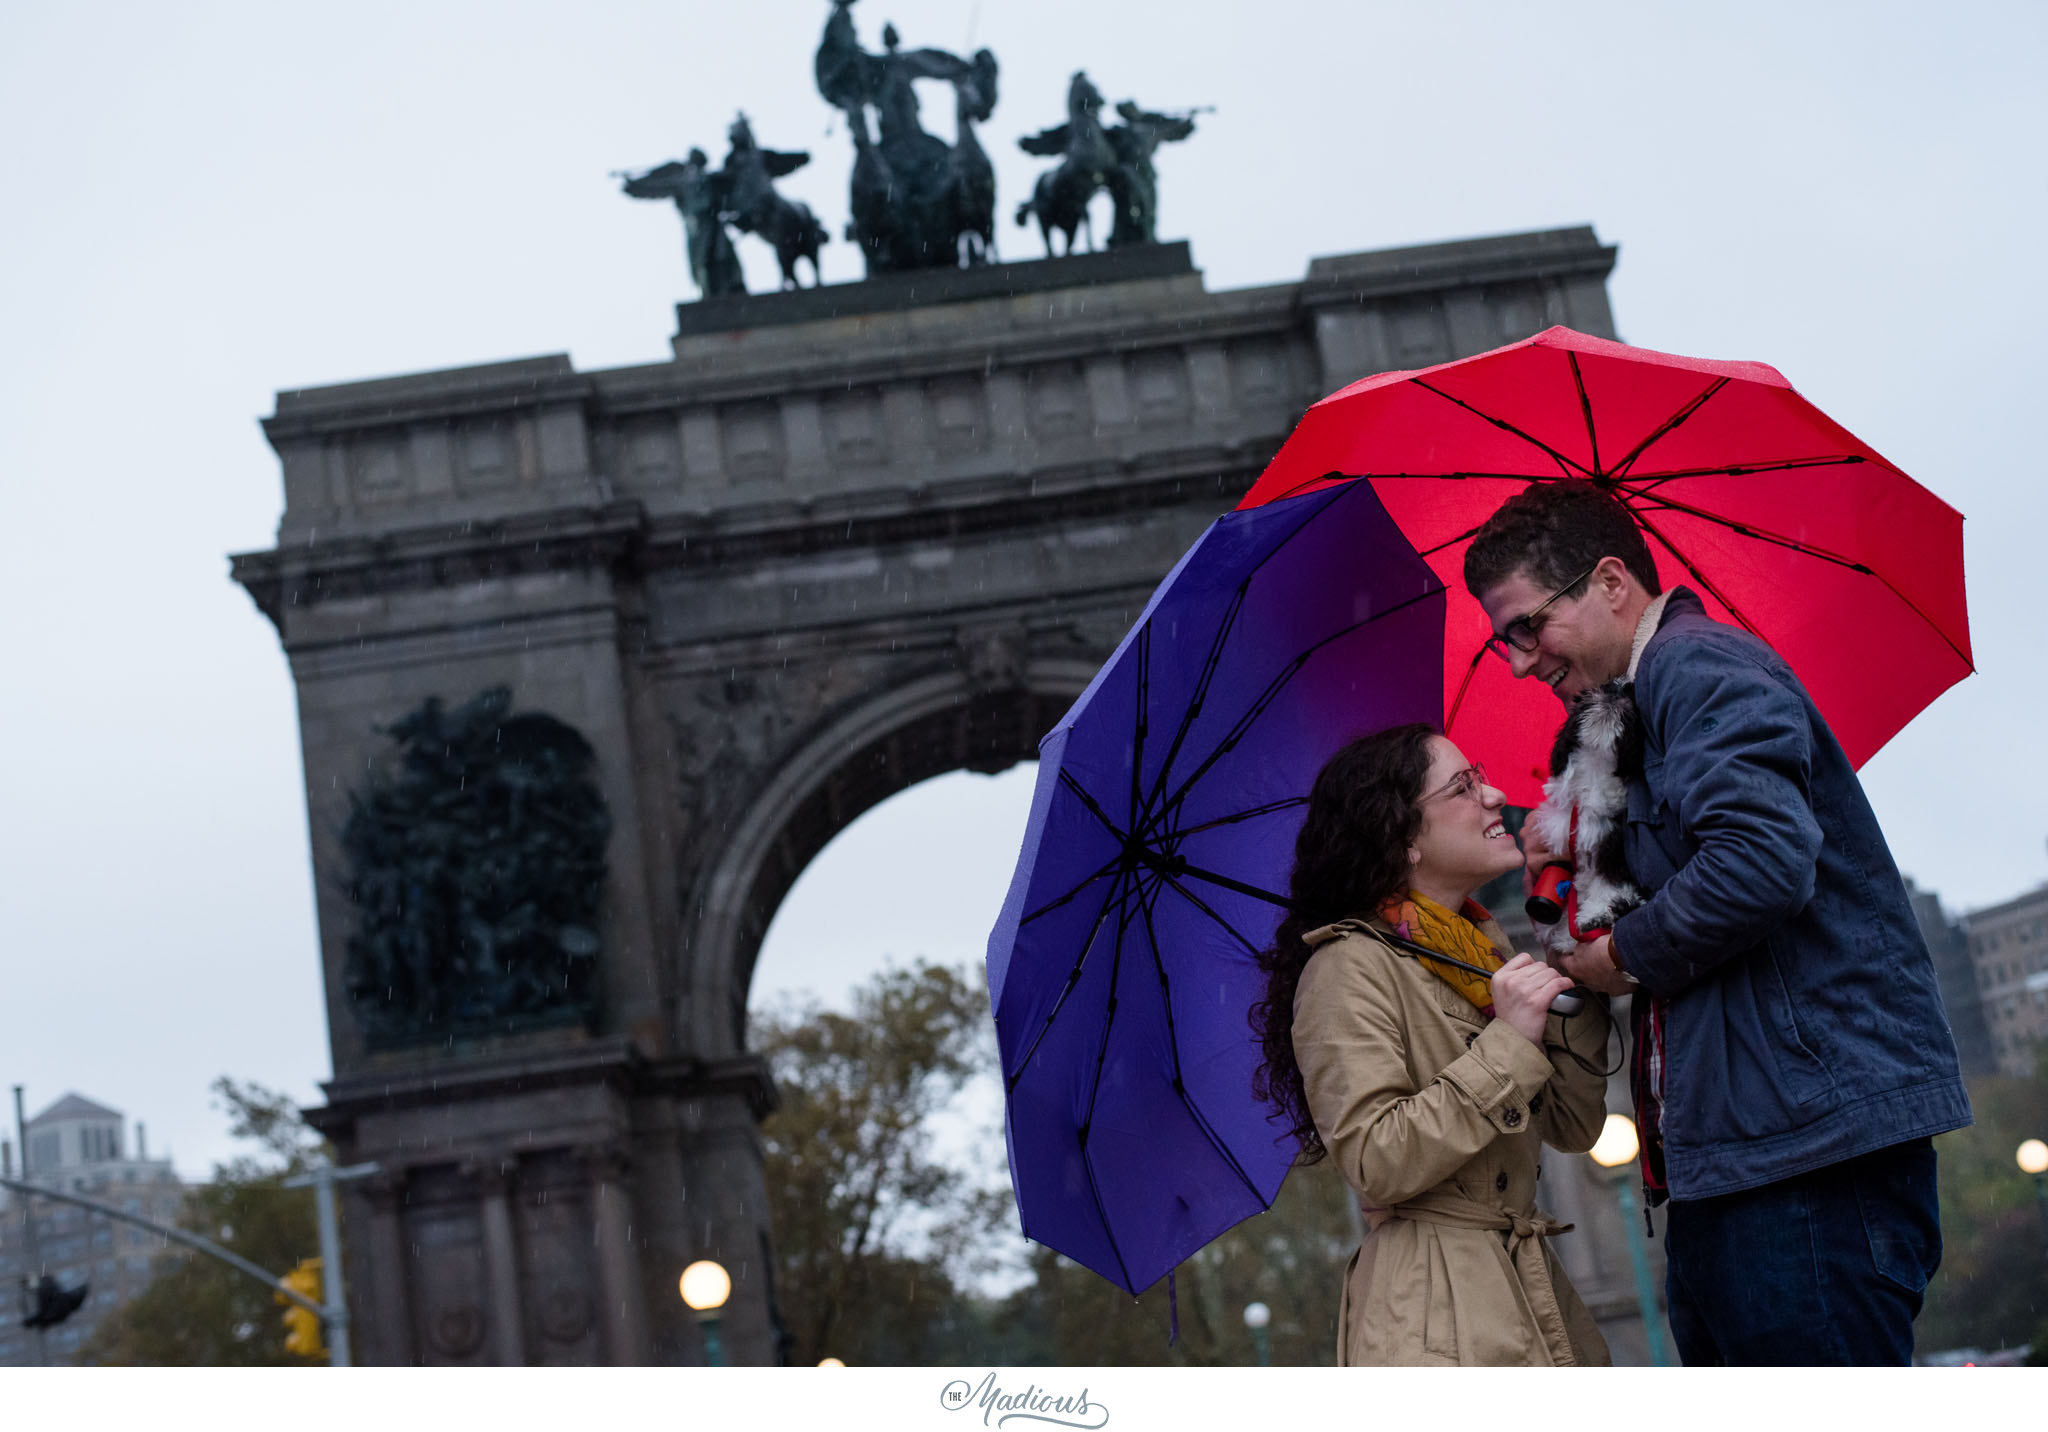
top-left (1489, 953), bottom-right (1575, 1045)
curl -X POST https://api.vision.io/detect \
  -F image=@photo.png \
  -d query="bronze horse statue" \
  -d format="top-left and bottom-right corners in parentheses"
top-left (1016, 71), bottom-right (1116, 257)
top-left (721, 113), bottom-right (829, 289)
top-left (944, 49), bottom-right (1000, 265)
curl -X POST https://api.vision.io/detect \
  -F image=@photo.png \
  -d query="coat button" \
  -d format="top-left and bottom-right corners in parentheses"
top-left (1464, 1032), bottom-right (1478, 1048)
top-left (1503, 1107), bottom-right (1523, 1128)
top-left (1495, 1172), bottom-right (1509, 1193)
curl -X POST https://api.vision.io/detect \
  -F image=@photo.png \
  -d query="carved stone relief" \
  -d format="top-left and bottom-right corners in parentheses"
top-left (349, 430), bottom-right (411, 504)
top-left (1027, 362), bottom-right (1087, 437)
top-left (722, 402), bottom-right (786, 482)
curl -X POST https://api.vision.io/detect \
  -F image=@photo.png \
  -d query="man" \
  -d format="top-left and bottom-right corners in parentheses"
top-left (1464, 481), bottom-right (1970, 1365)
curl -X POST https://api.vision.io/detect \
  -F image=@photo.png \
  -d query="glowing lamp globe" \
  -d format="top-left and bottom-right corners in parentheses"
top-left (2018, 1139), bottom-right (2048, 1176)
top-left (680, 1260), bottom-right (732, 1312)
top-left (1589, 1113), bottom-right (1640, 1170)
top-left (818, 1357), bottom-right (846, 1367)
top-left (1242, 1302), bottom-right (1271, 1330)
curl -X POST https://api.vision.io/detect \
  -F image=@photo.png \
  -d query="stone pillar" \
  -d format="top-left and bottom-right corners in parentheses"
top-left (467, 1157), bottom-right (527, 1366)
top-left (360, 1169), bottom-right (413, 1365)
top-left (581, 1143), bottom-right (652, 1365)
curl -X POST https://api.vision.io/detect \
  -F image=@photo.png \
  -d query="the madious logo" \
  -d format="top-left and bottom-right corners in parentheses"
top-left (938, 1372), bottom-right (1108, 1429)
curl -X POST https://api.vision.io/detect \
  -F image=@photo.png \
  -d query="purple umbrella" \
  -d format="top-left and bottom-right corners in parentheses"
top-left (986, 478), bottom-right (1445, 1295)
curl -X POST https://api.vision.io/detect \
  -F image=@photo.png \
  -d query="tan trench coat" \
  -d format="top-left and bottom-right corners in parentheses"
top-left (1291, 917), bottom-right (1614, 1366)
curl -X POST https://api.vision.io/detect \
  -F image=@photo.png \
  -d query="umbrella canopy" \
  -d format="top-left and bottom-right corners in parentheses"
top-left (1238, 326), bottom-right (1973, 806)
top-left (987, 478), bottom-right (1444, 1295)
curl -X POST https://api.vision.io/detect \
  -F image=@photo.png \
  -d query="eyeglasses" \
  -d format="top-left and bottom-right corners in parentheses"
top-left (1483, 562), bottom-right (1601, 660)
top-left (1421, 763), bottom-right (1489, 805)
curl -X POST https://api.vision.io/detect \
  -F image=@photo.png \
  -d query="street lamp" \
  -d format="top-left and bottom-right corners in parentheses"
top-left (817, 1357), bottom-right (846, 1367)
top-left (1242, 1301), bottom-right (1271, 1367)
top-left (1588, 1113), bottom-right (1672, 1367)
top-left (2018, 1139), bottom-right (2048, 1249)
top-left (680, 1259), bottom-right (732, 1367)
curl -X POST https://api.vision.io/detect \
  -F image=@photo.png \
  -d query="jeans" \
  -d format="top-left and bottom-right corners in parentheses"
top-left (1663, 1137), bottom-right (1941, 1365)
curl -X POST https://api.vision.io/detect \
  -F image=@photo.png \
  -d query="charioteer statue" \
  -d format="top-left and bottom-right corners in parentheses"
top-left (815, 0), bottom-right (1000, 274)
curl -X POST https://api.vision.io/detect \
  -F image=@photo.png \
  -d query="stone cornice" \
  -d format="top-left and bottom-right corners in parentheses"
top-left (1299, 226), bottom-right (1618, 307)
top-left (230, 447), bottom-right (1268, 631)
top-left (306, 1036), bottom-right (778, 1139)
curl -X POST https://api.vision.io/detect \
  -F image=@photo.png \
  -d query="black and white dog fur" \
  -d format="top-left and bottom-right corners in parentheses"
top-left (1526, 680), bottom-right (1650, 959)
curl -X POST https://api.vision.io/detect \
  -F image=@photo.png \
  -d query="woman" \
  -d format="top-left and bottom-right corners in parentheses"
top-left (1253, 723), bottom-right (1614, 1366)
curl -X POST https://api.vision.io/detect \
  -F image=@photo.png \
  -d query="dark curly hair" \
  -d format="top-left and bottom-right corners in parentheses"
top-left (1250, 722), bottom-right (1437, 1165)
top-left (1462, 481), bottom-right (1662, 601)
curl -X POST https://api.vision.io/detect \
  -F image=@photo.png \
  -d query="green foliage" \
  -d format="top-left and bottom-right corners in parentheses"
top-left (1914, 1056), bottom-right (2048, 1357)
top-left (988, 1158), bottom-right (1354, 1366)
top-left (76, 1078), bottom-right (330, 1366)
top-left (755, 959), bottom-right (1364, 1366)
top-left (754, 961), bottom-right (1011, 1367)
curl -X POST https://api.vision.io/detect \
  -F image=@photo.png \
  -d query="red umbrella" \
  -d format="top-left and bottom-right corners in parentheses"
top-left (1238, 326), bottom-right (1971, 806)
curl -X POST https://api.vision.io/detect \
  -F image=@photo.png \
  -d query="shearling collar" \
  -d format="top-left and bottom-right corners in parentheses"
top-left (1627, 591), bottom-right (1673, 682)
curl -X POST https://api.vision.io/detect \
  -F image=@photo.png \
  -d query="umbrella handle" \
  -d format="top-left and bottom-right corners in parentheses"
top-left (1369, 930), bottom-right (1589, 1019)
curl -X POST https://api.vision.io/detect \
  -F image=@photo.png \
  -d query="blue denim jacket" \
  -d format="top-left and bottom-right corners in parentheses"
top-left (1610, 589), bottom-right (1971, 1199)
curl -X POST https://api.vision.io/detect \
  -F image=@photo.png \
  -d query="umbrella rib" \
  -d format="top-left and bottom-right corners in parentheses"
top-left (1628, 507), bottom-right (1770, 643)
top-left (1614, 484), bottom-right (1875, 574)
top-left (1137, 580), bottom-right (1248, 826)
top-left (1134, 884), bottom-right (1270, 1206)
top-left (1609, 377), bottom-right (1729, 478)
top-left (1004, 870), bottom-right (1133, 1093)
top-left (1073, 885), bottom-right (1144, 1296)
top-left (1059, 769), bottom-right (1129, 845)
top-left (1166, 795), bottom-right (1308, 839)
top-left (1410, 379), bottom-right (1591, 478)
top-left (1158, 857), bottom-right (1294, 911)
top-left (1141, 585), bottom-right (1443, 837)
top-left (1620, 454), bottom-right (1868, 491)
top-left (1019, 853), bottom-right (1126, 928)
top-left (1569, 353), bottom-right (1601, 475)
top-left (1626, 494), bottom-right (1975, 672)
top-left (1137, 486), bottom-right (1345, 817)
top-left (1158, 869), bottom-right (1268, 958)
top-left (1444, 641), bottom-right (1490, 741)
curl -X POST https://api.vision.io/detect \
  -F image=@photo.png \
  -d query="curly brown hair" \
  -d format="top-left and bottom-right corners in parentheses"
top-left (1249, 722), bottom-right (1437, 1165)
top-left (1462, 481), bottom-right (1662, 601)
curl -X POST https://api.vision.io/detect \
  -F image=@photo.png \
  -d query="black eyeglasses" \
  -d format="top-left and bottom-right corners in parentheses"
top-left (1421, 763), bottom-right (1490, 805)
top-left (1483, 562), bottom-right (1600, 660)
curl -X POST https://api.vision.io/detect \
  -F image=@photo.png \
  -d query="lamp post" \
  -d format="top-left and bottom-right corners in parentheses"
top-left (680, 1259), bottom-right (732, 1366)
top-left (1588, 1113), bottom-right (1672, 1367)
top-left (2018, 1139), bottom-right (2048, 1250)
top-left (1242, 1301), bottom-right (1271, 1366)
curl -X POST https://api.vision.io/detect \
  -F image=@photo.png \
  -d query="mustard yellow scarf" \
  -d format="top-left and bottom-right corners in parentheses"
top-left (1376, 890), bottom-right (1507, 1013)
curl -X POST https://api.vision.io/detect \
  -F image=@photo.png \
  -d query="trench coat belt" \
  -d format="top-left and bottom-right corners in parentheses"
top-left (1382, 1191), bottom-right (1581, 1366)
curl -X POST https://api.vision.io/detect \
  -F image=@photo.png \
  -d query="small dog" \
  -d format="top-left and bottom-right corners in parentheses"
top-left (1526, 680), bottom-right (1649, 958)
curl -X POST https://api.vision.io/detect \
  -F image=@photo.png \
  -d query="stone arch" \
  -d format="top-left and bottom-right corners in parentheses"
top-left (679, 659), bottom-right (1099, 1057)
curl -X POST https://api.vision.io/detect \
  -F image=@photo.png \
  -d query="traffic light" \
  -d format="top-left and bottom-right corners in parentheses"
top-left (22, 1275), bottom-right (88, 1329)
top-left (277, 1258), bottom-right (326, 1360)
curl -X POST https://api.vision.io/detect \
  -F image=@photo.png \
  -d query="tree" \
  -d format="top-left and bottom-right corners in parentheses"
top-left (1914, 1055), bottom-right (2048, 1355)
top-left (754, 961), bottom-right (1012, 1367)
top-left (77, 1078), bottom-right (331, 1366)
top-left (989, 1156), bottom-right (1356, 1365)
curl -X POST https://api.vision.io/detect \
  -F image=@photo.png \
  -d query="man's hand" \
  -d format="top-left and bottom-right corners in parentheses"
top-left (1556, 934), bottom-right (1634, 996)
top-left (1489, 953), bottom-right (1577, 1045)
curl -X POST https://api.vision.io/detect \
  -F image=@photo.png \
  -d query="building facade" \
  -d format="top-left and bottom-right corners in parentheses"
top-left (1965, 884), bottom-right (2048, 1077)
top-left (1908, 878), bottom-right (1999, 1079)
top-left (0, 1095), bottom-right (185, 1366)
top-left (229, 229), bottom-right (1628, 1363)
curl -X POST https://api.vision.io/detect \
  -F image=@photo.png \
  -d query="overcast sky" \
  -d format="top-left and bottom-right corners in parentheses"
top-left (2, 1), bottom-right (2042, 1180)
